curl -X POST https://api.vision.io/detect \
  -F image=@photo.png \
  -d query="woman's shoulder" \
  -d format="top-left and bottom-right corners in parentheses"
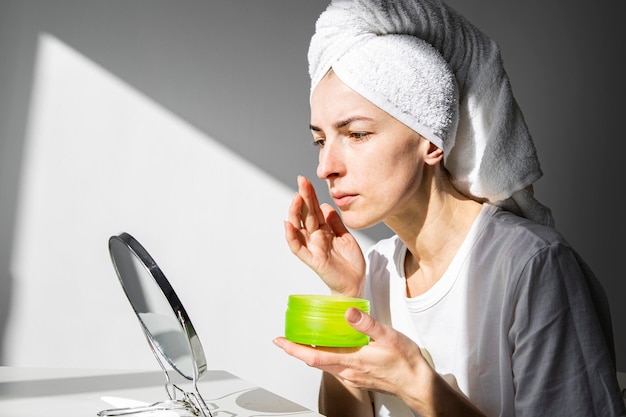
top-left (363, 205), bottom-right (578, 271)
top-left (475, 206), bottom-right (584, 275)
top-left (481, 205), bottom-right (571, 250)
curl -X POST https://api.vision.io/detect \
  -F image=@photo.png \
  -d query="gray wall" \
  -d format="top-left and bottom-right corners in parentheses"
top-left (0, 0), bottom-right (623, 379)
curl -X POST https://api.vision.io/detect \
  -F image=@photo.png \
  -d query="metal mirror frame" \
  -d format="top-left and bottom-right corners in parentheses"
top-left (99, 232), bottom-right (212, 417)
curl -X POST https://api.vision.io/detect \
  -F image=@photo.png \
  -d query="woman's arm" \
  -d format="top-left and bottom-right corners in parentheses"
top-left (275, 308), bottom-right (487, 417)
top-left (319, 372), bottom-right (373, 417)
top-left (400, 370), bottom-right (487, 417)
top-left (508, 245), bottom-right (625, 415)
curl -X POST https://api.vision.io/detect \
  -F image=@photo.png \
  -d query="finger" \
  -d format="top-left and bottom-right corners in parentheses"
top-left (284, 221), bottom-right (306, 253)
top-left (287, 192), bottom-right (305, 228)
top-left (273, 337), bottom-right (356, 369)
top-left (321, 203), bottom-right (349, 237)
top-left (345, 308), bottom-right (388, 342)
top-left (298, 176), bottom-right (325, 232)
top-left (273, 337), bottom-right (329, 368)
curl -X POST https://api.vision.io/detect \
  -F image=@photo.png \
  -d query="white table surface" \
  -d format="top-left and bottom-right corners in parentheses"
top-left (0, 366), bottom-right (325, 417)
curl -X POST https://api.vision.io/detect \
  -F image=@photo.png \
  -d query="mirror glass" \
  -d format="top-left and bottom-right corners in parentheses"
top-left (102, 232), bottom-right (210, 416)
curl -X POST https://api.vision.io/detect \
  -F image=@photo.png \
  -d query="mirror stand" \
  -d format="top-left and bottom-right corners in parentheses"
top-left (98, 233), bottom-right (213, 417)
top-left (97, 326), bottom-right (213, 417)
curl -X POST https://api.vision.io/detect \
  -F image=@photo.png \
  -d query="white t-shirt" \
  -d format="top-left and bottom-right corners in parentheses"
top-left (364, 204), bottom-right (624, 417)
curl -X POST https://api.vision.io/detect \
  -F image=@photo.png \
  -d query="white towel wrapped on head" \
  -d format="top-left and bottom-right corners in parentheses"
top-left (309, 0), bottom-right (554, 226)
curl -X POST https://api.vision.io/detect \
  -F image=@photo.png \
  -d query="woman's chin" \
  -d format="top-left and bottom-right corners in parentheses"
top-left (340, 212), bottom-right (381, 231)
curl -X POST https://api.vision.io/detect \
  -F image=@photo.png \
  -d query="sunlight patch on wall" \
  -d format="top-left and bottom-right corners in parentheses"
top-left (6, 33), bottom-right (364, 411)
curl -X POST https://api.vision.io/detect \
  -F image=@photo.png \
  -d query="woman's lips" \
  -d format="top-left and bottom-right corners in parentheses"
top-left (332, 193), bottom-right (357, 208)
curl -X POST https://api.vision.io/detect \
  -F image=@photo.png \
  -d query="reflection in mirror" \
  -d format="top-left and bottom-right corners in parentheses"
top-left (99, 232), bottom-right (211, 417)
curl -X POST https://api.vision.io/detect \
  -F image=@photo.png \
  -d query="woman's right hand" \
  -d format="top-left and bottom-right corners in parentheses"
top-left (284, 176), bottom-right (366, 297)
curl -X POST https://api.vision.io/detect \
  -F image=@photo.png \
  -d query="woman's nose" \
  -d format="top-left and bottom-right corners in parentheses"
top-left (316, 142), bottom-right (344, 180)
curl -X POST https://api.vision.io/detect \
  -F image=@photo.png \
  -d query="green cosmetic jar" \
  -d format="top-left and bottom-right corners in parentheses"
top-left (285, 294), bottom-right (370, 347)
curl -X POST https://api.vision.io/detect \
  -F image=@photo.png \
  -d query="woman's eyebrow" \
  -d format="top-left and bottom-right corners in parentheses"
top-left (309, 116), bottom-right (374, 132)
top-left (335, 116), bottom-right (373, 129)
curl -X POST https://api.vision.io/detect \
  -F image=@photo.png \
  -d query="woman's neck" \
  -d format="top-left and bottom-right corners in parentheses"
top-left (386, 172), bottom-right (483, 297)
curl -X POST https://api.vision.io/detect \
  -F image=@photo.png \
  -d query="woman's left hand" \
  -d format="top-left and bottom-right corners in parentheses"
top-left (274, 307), bottom-right (431, 401)
top-left (275, 308), bottom-right (488, 416)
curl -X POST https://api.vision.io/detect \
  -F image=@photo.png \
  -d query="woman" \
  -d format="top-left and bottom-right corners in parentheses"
top-left (273, 0), bottom-right (625, 416)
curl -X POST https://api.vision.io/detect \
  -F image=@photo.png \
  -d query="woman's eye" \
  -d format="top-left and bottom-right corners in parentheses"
top-left (350, 132), bottom-right (370, 141)
top-left (312, 138), bottom-right (326, 148)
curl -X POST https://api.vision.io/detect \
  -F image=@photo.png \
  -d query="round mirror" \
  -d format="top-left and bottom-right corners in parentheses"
top-left (108, 232), bottom-right (207, 382)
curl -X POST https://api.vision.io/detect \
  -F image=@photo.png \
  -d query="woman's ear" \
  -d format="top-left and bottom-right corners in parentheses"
top-left (424, 141), bottom-right (444, 166)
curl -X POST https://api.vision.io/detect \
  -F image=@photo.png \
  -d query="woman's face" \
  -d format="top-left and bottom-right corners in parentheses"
top-left (310, 71), bottom-right (434, 230)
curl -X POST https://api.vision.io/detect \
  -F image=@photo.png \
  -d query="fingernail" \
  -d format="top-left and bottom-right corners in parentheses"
top-left (345, 308), bottom-right (362, 324)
